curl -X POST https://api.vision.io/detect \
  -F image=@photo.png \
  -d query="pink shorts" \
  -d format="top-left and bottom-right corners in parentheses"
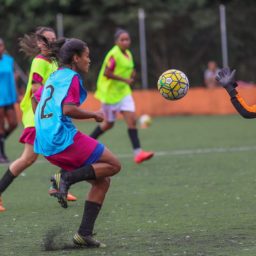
top-left (19, 127), bottom-right (36, 145)
top-left (45, 131), bottom-right (104, 171)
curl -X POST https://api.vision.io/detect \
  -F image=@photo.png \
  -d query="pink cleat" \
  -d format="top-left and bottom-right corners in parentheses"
top-left (67, 193), bottom-right (77, 201)
top-left (0, 196), bottom-right (6, 212)
top-left (134, 151), bottom-right (154, 164)
top-left (49, 186), bottom-right (77, 201)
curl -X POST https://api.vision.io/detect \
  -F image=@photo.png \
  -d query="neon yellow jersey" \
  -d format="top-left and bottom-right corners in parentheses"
top-left (95, 45), bottom-right (134, 104)
top-left (20, 55), bottom-right (58, 128)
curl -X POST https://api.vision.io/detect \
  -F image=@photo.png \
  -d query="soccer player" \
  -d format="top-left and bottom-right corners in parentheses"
top-left (0, 38), bottom-right (18, 163)
top-left (34, 38), bottom-right (121, 247)
top-left (90, 29), bottom-right (154, 164)
top-left (0, 27), bottom-right (76, 213)
top-left (216, 67), bottom-right (256, 118)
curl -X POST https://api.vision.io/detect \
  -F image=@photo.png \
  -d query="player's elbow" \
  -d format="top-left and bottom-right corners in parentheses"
top-left (63, 108), bottom-right (71, 116)
top-left (63, 105), bottom-right (75, 116)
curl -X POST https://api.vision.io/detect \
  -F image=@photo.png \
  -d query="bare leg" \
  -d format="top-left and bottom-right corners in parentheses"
top-left (122, 110), bottom-right (141, 153)
top-left (122, 110), bottom-right (154, 163)
top-left (75, 149), bottom-right (120, 245)
top-left (0, 108), bottom-right (5, 135)
top-left (4, 107), bottom-right (18, 138)
top-left (9, 143), bottom-right (38, 176)
top-left (50, 147), bottom-right (121, 208)
top-left (90, 121), bottom-right (114, 139)
top-left (0, 108), bottom-right (7, 160)
top-left (100, 121), bottom-right (115, 131)
top-left (92, 147), bottom-right (121, 178)
top-left (86, 177), bottom-right (111, 204)
top-left (122, 110), bottom-right (137, 129)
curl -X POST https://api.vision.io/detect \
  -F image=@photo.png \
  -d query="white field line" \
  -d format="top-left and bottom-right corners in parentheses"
top-left (2, 145), bottom-right (256, 167)
top-left (115, 145), bottom-right (256, 158)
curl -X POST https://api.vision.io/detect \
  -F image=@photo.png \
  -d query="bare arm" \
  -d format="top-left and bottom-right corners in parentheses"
top-left (104, 67), bottom-right (134, 85)
top-left (13, 66), bottom-right (22, 101)
top-left (32, 97), bottom-right (38, 113)
top-left (131, 69), bottom-right (136, 80)
top-left (63, 104), bottom-right (104, 122)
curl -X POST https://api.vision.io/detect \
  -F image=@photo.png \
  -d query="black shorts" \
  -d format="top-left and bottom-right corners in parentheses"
top-left (0, 104), bottom-right (15, 111)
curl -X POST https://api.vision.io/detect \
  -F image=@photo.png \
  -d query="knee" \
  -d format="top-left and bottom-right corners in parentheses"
top-left (129, 123), bottom-right (137, 129)
top-left (103, 122), bottom-right (114, 131)
top-left (128, 119), bottom-right (137, 129)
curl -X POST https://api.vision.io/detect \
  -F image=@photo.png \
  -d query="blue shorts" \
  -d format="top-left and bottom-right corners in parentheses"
top-left (84, 143), bottom-right (105, 165)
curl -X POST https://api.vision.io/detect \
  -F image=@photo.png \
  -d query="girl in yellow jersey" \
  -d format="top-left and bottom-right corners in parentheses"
top-left (0, 27), bottom-right (75, 212)
top-left (90, 29), bottom-right (154, 164)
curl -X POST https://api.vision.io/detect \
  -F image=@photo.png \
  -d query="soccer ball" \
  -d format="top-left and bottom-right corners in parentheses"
top-left (139, 114), bottom-right (152, 129)
top-left (157, 69), bottom-right (189, 100)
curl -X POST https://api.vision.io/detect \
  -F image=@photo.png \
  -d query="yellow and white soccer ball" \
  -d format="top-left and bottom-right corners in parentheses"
top-left (139, 114), bottom-right (152, 129)
top-left (157, 69), bottom-right (189, 100)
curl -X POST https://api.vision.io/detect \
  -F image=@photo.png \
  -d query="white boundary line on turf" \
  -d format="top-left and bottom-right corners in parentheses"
top-left (115, 145), bottom-right (256, 158)
top-left (2, 145), bottom-right (256, 166)
top-left (154, 145), bottom-right (256, 157)
top-left (24, 146), bottom-right (256, 163)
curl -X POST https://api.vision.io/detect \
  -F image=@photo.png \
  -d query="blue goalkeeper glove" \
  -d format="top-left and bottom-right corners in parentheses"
top-left (216, 67), bottom-right (238, 96)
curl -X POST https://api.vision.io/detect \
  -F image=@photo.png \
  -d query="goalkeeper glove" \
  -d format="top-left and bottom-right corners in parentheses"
top-left (216, 67), bottom-right (238, 96)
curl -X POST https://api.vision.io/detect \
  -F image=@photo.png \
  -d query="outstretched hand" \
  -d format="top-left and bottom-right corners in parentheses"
top-left (125, 78), bottom-right (135, 86)
top-left (216, 67), bottom-right (236, 87)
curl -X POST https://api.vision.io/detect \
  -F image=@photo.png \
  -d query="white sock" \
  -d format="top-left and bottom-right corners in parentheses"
top-left (134, 148), bottom-right (142, 156)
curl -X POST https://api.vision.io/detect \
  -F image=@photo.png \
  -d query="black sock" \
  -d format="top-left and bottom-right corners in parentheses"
top-left (0, 169), bottom-right (16, 194)
top-left (128, 128), bottom-right (141, 149)
top-left (64, 165), bottom-right (96, 185)
top-left (4, 130), bottom-right (11, 139)
top-left (90, 126), bottom-right (104, 139)
top-left (78, 200), bottom-right (102, 236)
top-left (0, 134), bottom-right (6, 157)
top-left (60, 169), bottom-right (66, 175)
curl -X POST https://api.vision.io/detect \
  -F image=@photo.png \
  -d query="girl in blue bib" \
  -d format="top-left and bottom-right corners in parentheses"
top-left (34, 38), bottom-right (121, 248)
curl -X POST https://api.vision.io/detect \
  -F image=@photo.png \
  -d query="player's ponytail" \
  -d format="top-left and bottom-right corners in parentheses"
top-left (43, 38), bottom-right (87, 66)
top-left (19, 26), bottom-right (55, 57)
top-left (47, 37), bottom-right (66, 60)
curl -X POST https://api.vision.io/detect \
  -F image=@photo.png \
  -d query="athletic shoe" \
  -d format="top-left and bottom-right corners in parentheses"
top-left (60, 169), bottom-right (77, 201)
top-left (67, 193), bottom-right (77, 201)
top-left (73, 232), bottom-right (106, 248)
top-left (0, 196), bottom-right (6, 212)
top-left (48, 185), bottom-right (77, 201)
top-left (48, 185), bottom-right (58, 196)
top-left (50, 173), bottom-right (70, 208)
top-left (134, 150), bottom-right (154, 164)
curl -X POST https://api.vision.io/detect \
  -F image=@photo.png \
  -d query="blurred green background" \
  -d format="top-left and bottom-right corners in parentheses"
top-left (1, 0), bottom-right (256, 89)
